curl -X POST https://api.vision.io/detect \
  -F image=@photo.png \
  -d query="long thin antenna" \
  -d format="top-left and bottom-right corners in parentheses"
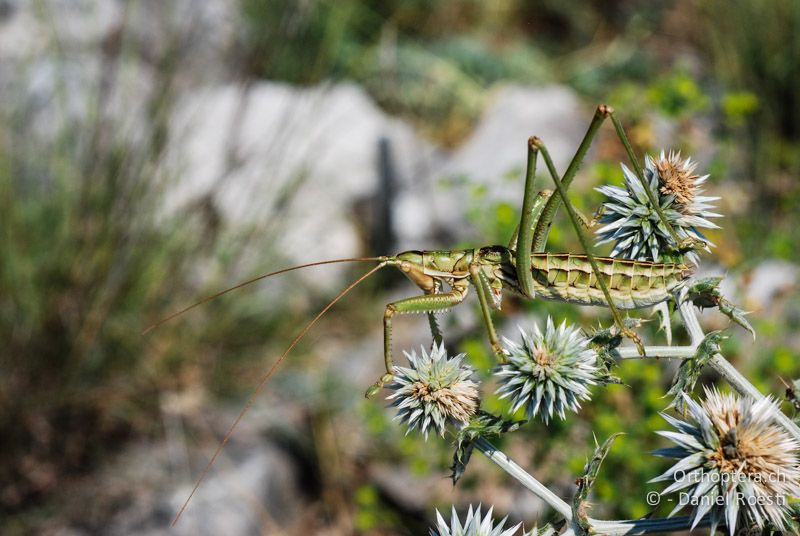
top-left (143, 257), bottom-right (384, 335)
top-left (170, 261), bottom-right (387, 527)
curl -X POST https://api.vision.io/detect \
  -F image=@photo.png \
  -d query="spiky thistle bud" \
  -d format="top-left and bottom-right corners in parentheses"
top-left (652, 387), bottom-right (800, 535)
top-left (431, 505), bottom-right (544, 536)
top-left (386, 342), bottom-right (480, 440)
top-left (595, 151), bottom-right (720, 264)
top-left (495, 317), bottom-right (599, 424)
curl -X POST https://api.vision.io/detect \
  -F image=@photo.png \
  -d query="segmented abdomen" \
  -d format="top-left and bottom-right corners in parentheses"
top-left (527, 253), bottom-right (692, 309)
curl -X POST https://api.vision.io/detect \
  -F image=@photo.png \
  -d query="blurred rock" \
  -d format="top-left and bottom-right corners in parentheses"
top-left (1, 54), bottom-right (157, 147)
top-left (745, 260), bottom-right (799, 311)
top-left (371, 464), bottom-right (439, 512)
top-left (443, 85), bottom-right (589, 188)
top-left (159, 448), bottom-right (304, 536)
top-left (432, 85), bottom-right (590, 232)
top-left (0, 0), bottom-right (236, 73)
top-left (692, 260), bottom-right (799, 334)
top-left (58, 403), bottom-right (316, 536)
top-left (0, 0), bottom-right (121, 59)
top-left (0, 0), bottom-right (239, 143)
top-left (163, 82), bottom-right (595, 301)
top-left (166, 81), bottom-right (443, 291)
top-left (120, 0), bottom-right (239, 86)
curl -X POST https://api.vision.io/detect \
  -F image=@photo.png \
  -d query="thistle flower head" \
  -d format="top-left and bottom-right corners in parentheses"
top-left (653, 387), bottom-right (800, 535)
top-left (430, 505), bottom-right (523, 536)
top-left (655, 151), bottom-right (703, 209)
top-left (495, 317), bottom-right (599, 424)
top-left (595, 151), bottom-right (720, 265)
top-left (386, 342), bottom-right (480, 439)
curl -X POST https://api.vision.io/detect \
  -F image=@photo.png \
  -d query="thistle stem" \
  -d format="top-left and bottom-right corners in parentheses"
top-left (615, 346), bottom-right (695, 359)
top-left (474, 437), bottom-right (573, 520)
top-left (585, 515), bottom-right (710, 535)
top-left (677, 301), bottom-right (800, 444)
top-left (476, 435), bottom-right (711, 534)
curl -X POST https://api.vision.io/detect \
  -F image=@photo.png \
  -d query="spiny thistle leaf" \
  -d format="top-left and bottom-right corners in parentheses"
top-left (652, 300), bottom-right (674, 346)
top-left (450, 411), bottom-right (524, 485)
top-left (684, 277), bottom-right (756, 339)
top-left (717, 299), bottom-right (755, 340)
top-left (588, 317), bottom-right (643, 349)
top-left (782, 378), bottom-right (800, 414)
top-left (573, 433), bottom-right (624, 534)
top-left (667, 331), bottom-right (724, 412)
top-left (588, 319), bottom-right (640, 385)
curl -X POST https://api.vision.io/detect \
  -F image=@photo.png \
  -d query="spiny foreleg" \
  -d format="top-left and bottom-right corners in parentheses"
top-left (365, 280), bottom-right (470, 398)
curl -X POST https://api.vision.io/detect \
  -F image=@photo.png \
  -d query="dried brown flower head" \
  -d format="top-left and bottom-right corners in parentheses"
top-left (655, 151), bottom-right (702, 209)
top-left (654, 387), bottom-right (800, 535)
top-left (387, 343), bottom-right (480, 439)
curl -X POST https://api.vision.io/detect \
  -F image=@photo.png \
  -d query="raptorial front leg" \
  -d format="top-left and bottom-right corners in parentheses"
top-left (365, 282), bottom-right (469, 398)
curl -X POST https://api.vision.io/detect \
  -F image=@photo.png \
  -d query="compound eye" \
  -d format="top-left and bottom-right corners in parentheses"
top-left (400, 261), bottom-right (411, 273)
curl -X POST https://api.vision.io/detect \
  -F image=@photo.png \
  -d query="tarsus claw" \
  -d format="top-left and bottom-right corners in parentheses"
top-left (365, 373), bottom-right (394, 398)
top-left (622, 327), bottom-right (646, 356)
